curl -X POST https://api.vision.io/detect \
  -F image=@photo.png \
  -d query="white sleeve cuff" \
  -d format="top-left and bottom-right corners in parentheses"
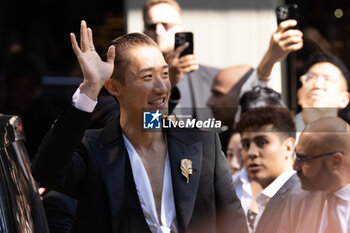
top-left (72, 88), bottom-right (98, 113)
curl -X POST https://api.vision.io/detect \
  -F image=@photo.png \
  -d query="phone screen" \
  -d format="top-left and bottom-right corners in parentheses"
top-left (174, 32), bottom-right (194, 57)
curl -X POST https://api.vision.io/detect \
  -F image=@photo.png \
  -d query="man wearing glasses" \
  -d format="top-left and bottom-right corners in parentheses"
top-left (279, 117), bottom-right (350, 233)
top-left (256, 25), bottom-right (350, 135)
top-left (296, 52), bottom-right (350, 133)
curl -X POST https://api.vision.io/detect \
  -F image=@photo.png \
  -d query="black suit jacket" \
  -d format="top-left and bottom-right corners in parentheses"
top-left (255, 174), bottom-right (301, 233)
top-left (32, 102), bottom-right (248, 233)
top-left (42, 190), bottom-right (77, 233)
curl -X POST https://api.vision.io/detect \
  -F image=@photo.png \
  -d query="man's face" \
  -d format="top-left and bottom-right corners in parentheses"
top-left (298, 62), bottom-right (349, 108)
top-left (241, 125), bottom-right (293, 187)
top-left (117, 46), bottom-right (171, 117)
top-left (226, 133), bottom-right (243, 175)
top-left (144, 3), bottom-right (183, 54)
top-left (206, 74), bottom-right (239, 126)
top-left (293, 133), bottom-right (333, 191)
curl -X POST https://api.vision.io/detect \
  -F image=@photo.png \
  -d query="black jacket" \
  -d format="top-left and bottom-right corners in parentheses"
top-left (32, 102), bottom-right (248, 233)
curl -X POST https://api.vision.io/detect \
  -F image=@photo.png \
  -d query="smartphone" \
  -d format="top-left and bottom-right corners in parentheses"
top-left (174, 32), bottom-right (194, 57)
top-left (275, 4), bottom-right (299, 27)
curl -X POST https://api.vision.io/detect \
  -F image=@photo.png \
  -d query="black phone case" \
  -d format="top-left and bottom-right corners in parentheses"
top-left (275, 4), bottom-right (299, 26)
top-left (175, 32), bottom-right (193, 57)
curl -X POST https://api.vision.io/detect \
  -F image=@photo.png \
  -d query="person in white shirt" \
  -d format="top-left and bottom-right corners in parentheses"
top-left (279, 117), bottom-right (350, 233)
top-left (233, 106), bottom-right (301, 233)
top-left (31, 20), bottom-right (248, 233)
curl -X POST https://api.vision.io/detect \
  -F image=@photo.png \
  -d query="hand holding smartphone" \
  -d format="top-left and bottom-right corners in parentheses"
top-left (174, 32), bottom-right (194, 57)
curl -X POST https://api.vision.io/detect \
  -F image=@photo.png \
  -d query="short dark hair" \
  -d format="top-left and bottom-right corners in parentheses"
top-left (303, 52), bottom-right (350, 91)
top-left (235, 106), bottom-right (296, 140)
top-left (239, 86), bottom-right (285, 114)
top-left (102, 33), bottom-right (158, 84)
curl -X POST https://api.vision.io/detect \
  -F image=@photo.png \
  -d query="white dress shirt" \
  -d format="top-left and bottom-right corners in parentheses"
top-left (72, 88), bottom-right (97, 112)
top-left (232, 168), bottom-right (252, 216)
top-left (123, 136), bottom-right (177, 233)
top-left (72, 88), bottom-right (178, 233)
top-left (318, 184), bottom-right (350, 233)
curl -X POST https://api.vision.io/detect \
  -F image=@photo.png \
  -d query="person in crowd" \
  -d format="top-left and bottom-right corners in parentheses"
top-left (226, 132), bottom-right (243, 175)
top-left (295, 52), bottom-right (350, 131)
top-left (234, 106), bottom-right (301, 233)
top-left (143, 0), bottom-right (271, 121)
top-left (279, 117), bottom-right (350, 233)
top-left (206, 18), bottom-right (301, 151)
top-left (31, 20), bottom-right (248, 233)
top-left (207, 65), bottom-right (254, 128)
top-left (206, 65), bottom-right (255, 152)
top-left (239, 86), bottom-right (286, 115)
top-left (229, 86), bottom-right (285, 180)
top-left (256, 18), bottom-right (350, 133)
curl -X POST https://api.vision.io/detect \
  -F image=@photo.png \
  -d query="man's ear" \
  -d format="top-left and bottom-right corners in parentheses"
top-left (329, 152), bottom-right (344, 171)
top-left (283, 137), bottom-right (295, 160)
top-left (104, 79), bottom-right (121, 97)
top-left (338, 91), bottom-right (350, 109)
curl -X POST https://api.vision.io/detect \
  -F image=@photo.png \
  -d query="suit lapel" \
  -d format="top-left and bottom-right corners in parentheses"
top-left (167, 131), bottom-right (203, 232)
top-left (255, 174), bottom-right (300, 233)
top-left (91, 118), bottom-right (127, 233)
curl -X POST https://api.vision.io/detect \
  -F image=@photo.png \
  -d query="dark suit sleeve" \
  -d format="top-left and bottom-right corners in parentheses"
top-left (42, 191), bottom-right (78, 233)
top-left (31, 101), bottom-right (92, 197)
top-left (213, 133), bottom-right (249, 233)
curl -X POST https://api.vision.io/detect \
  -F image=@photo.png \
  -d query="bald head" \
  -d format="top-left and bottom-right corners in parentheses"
top-left (295, 117), bottom-right (350, 192)
top-left (302, 117), bottom-right (350, 152)
top-left (212, 65), bottom-right (253, 95)
top-left (207, 65), bottom-right (253, 126)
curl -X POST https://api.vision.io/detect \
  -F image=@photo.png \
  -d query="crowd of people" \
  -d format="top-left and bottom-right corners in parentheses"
top-left (2, 0), bottom-right (350, 233)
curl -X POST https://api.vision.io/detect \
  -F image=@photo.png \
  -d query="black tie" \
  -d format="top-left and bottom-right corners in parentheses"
top-left (247, 209), bottom-right (257, 231)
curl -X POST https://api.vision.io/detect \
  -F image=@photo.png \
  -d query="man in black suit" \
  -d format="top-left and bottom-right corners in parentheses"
top-left (234, 106), bottom-right (301, 233)
top-left (31, 21), bottom-right (247, 233)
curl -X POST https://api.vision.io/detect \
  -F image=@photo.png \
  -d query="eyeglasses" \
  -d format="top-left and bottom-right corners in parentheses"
top-left (145, 22), bottom-right (178, 32)
top-left (299, 72), bottom-right (333, 85)
top-left (294, 151), bottom-right (344, 162)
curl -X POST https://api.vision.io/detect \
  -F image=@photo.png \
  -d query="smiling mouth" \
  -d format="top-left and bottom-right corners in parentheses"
top-left (148, 98), bottom-right (166, 106)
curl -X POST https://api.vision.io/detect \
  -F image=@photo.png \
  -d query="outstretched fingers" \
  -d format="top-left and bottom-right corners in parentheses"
top-left (70, 33), bottom-right (82, 58)
top-left (87, 27), bottom-right (95, 51)
top-left (80, 20), bottom-right (90, 52)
